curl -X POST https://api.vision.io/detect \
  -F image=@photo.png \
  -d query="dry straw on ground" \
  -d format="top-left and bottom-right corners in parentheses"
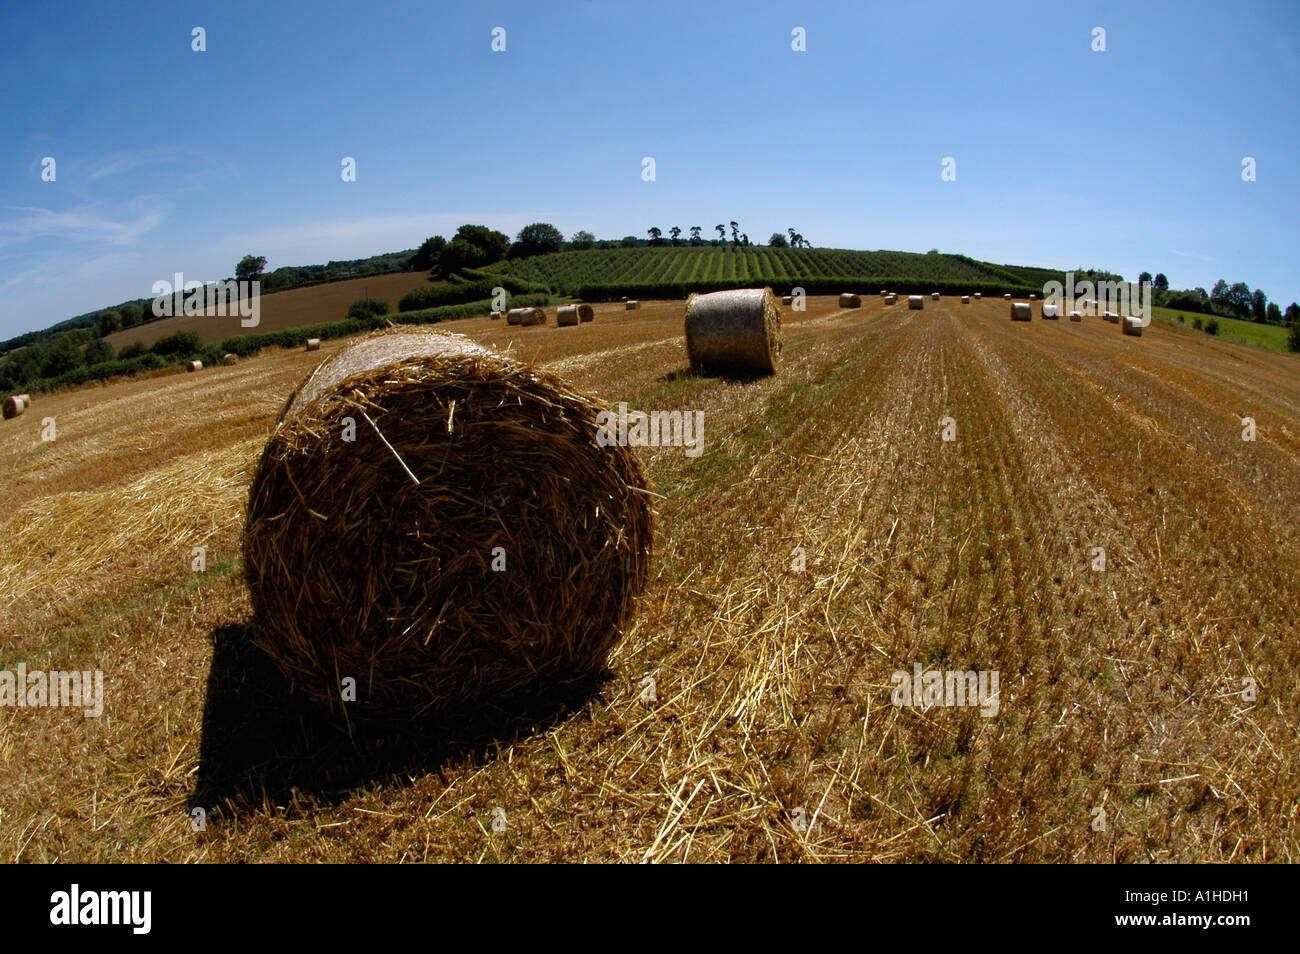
top-left (306, 338), bottom-right (322, 351)
top-left (243, 329), bottom-right (654, 715)
top-left (557, 305), bottom-right (579, 326)
top-left (578, 304), bottom-right (594, 323)
top-left (1011, 302), bottom-right (1032, 321)
top-left (684, 287), bottom-right (782, 376)
top-left (908, 295), bottom-right (924, 310)
top-left (838, 293), bottom-right (861, 308)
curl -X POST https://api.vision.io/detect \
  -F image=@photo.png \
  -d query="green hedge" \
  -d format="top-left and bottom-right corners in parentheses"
top-left (575, 278), bottom-right (1036, 302)
top-left (398, 275), bottom-right (536, 312)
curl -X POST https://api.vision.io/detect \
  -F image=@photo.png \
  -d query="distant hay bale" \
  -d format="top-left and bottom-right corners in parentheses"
top-left (187, 360), bottom-right (203, 372)
top-left (16, 393), bottom-right (31, 410)
top-left (1003, 293), bottom-right (1012, 300)
top-left (1029, 293), bottom-right (1037, 300)
top-left (621, 296), bottom-right (629, 302)
top-left (490, 310), bottom-right (502, 320)
top-left (519, 307), bottom-right (547, 326)
top-left (1069, 311), bottom-right (1082, 321)
top-left (885, 294), bottom-right (897, 304)
top-left (880, 290), bottom-right (888, 296)
top-left (961, 296), bottom-right (971, 304)
top-left (625, 300), bottom-right (639, 310)
top-left (244, 329), bottom-right (653, 715)
top-left (577, 304), bottom-right (594, 322)
top-left (1041, 303), bottom-right (1059, 319)
top-left (838, 293), bottom-right (861, 308)
top-left (908, 295), bottom-right (924, 310)
top-left (1123, 316), bottom-right (1144, 336)
top-left (974, 292), bottom-right (982, 299)
top-left (506, 308), bottom-right (524, 325)
top-left (782, 295), bottom-right (793, 306)
top-left (684, 287), bottom-right (782, 376)
top-left (222, 353), bottom-right (239, 365)
top-left (306, 338), bottom-right (322, 351)
top-left (557, 305), bottom-right (580, 326)
top-left (931, 292), bottom-right (940, 301)
top-left (2, 395), bottom-right (25, 419)
top-left (1103, 311), bottom-right (1119, 323)
top-left (1011, 302), bottom-right (1032, 321)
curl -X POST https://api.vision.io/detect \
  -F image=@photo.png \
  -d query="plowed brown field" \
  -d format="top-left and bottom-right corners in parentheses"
top-left (2, 295), bottom-right (1297, 862)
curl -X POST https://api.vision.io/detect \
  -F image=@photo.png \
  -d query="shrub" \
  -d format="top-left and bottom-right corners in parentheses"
top-left (118, 342), bottom-right (147, 360)
top-left (1178, 314), bottom-right (1185, 323)
top-left (151, 330), bottom-right (203, 356)
top-left (398, 277), bottom-right (532, 312)
top-left (1288, 322), bottom-right (1300, 353)
top-left (1206, 318), bottom-right (1219, 336)
top-left (1193, 317), bottom-right (1204, 331)
top-left (348, 298), bottom-right (391, 320)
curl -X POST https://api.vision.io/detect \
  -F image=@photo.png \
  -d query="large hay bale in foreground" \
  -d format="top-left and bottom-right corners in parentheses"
top-left (578, 304), bottom-right (594, 322)
top-left (244, 330), bottom-right (653, 714)
top-left (838, 293), bottom-right (861, 308)
top-left (557, 305), bottom-right (579, 326)
top-left (908, 295), bottom-right (924, 310)
top-left (684, 287), bottom-right (782, 376)
top-left (2, 395), bottom-right (25, 419)
top-left (306, 338), bottom-right (322, 351)
top-left (186, 360), bottom-right (203, 372)
top-left (1123, 316), bottom-right (1144, 336)
top-left (1011, 302), bottom-right (1032, 321)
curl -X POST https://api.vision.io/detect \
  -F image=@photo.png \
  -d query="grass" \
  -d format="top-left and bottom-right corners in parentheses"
top-left (1153, 305), bottom-right (1292, 352)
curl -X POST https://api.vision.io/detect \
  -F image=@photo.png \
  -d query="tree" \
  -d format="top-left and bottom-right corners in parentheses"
top-left (1289, 321), bottom-right (1300, 353)
top-left (451, 225), bottom-right (509, 264)
top-left (648, 227), bottom-right (663, 246)
top-left (729, 221), bottom-right (739, 245)
top-left (1285, 303), bottom-right (1300, 324)
top-left (1251, 288), bottom-right (1268, 323)
top-left (96, 310), bottom-right (122, 337)
top-left (437, 238), bottom-right (486, 275)
top-left (1266, 302), bottom-right (1282, 324)
top-left (1138, 271), bottom-right (1153, 286)
top-left (511, 222), bottom-right (564, 259)
top-left (669, 226), bottom-right (681, 246)
top-left (235, 255), bottom-right (267, 284)
top-left (1226, 282), bottom-right (1252, 319)
top-left (84, 338), bottom-right (114, 365)
top-left (1154, 273), bottom-right (1169, 291)
top-left (769, 232), bottom-right (788, 247)
top-left (119, 302), bottom-right (143, 328)
top-left (620, 235), bottom-right (639, 248)
top-left (409, 235), bottom-right (446, 272)
top-left (715, 224), bottom-right (726, 243)
top-left (570, 230), bottom-right (596, 250)
top-left (689, 226), bottom-right (702, 245)
top-left (40, 335), bottom-right (83, 378)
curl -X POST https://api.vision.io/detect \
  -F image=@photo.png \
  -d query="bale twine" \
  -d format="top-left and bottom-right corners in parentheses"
top-left (838, 293), bottom-right (861, 308)
top-left (931, 292), bottom-right (940, 301)
top-left (908, 295), bottom-right (924, 310)
top-left (578, 304), bottom-right (594, 322)
top-left (2, 395), bottom-right (24, 419)
top-left (1069, 311), bottom-right (1083, 321)
top-left (961, 296), bottom-right (971, 304)
top-left (1041, 303), bottom-right (1059, 319)
top-left (1011, 302), bottom-right (1032, 321)
top-left (187, 360), bottom-right (203, 372)
top-left (244, 329), bottom-right (653, 714)
top-left (1122, 316), bottom-right (1143, 336)
top-left (625, 300), bottom-right (639, 310)
top-left (781, 295), bottom-right (793, 306)
top-left (223, 353), bottom-right (239, 366)
top-left (306, 338), bottom-right (322, 351)
top-left (557, 305), bottom-right (580, 326)
top-left (684, 287), bottom-right (782, 376)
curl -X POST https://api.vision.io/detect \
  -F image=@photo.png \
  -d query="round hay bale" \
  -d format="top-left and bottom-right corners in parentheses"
top-left (244, 329), bottom-right (653, 714)
top-left (838, 293), bottom-right (861, 308)
top-left (625, 300), bottom-right (640, 310)
top-left (931, 292), bottom-right (940, 301)
top-left (684, 287), bottom-right (782, 376)
top-left (908, 295), bottom-right (924, 310)
top-left (222, 353), bottom-right (239, 366)
top-left (16, 393), bottom-right (31, 409)
top-left (577, 304), bottom-right (594, 322)
top-left (1123, 316), bottom-right (1144, 336)
top-left (621, 296), bottom-right (629, 302)
top-left (1003, 293), bottom-right (1013, 300)
top-left (1041, 303), bottom-right (1060, 319)
top-left (1029, 293), bottom-right (1037, 300)
top-left (1011, 302), bottom-right (1032, 321)
top-left (506, 308), bottom-right (525, 325)
top-left (974, 292), bottom-right (982, 299)
top-left (519, 307), bottom-right (546, 326)
top-left (186, 360), bottom-right (203, 372)
top-left (306, 338), bottom-right (322, 351)
top-left (490, 310), bottom-right (502, 320)
top-left (885, 294), bottom-right (897, 304)
top-left (557, 305), bottom-right (580, 326)
top-left (2, 395), bottom-right (25, 419)
top-left (1103, 311), bottom-right (1119, 323)
top-left (1069, 311), bottom-right (1083, 322)
top-left (781, 295), bottom-right (793, 307)
top-left (961, 296), bottom-right (971, 304)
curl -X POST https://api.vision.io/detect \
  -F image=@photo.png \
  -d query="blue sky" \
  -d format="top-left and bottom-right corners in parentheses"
top-left (1, 0), bottom-right (1297, 337)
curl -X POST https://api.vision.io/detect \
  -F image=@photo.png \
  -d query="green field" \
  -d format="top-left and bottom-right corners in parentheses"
top-left (474, 246), bottom-right (1059, 299)
top-left (1153, 305), bottom-right (1292, 352)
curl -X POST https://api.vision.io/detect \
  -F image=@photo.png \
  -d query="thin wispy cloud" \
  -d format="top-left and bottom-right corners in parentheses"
top-left (1170, 249), bottom-right (1218, 264)
top-left (0, 204), bottom-right (166, 247)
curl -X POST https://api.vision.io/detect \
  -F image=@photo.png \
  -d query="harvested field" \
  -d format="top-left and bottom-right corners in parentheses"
top-left (2, 294), bottom-right (1298, 863)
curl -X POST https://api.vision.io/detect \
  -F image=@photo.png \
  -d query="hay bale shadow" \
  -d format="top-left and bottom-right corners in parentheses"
top-left (682, 364), bottom-right (772, 383)
top-left (191, 623), bottom-right (605, 815)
